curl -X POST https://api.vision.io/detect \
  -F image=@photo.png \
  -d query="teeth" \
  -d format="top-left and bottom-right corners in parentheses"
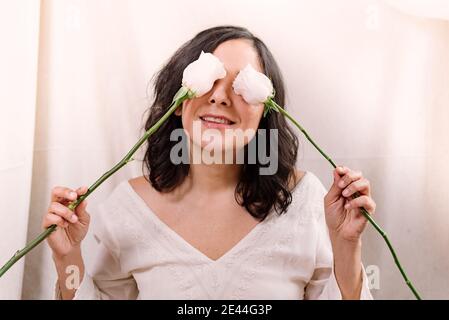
top-left (201, 116), bottom-right (232, 124)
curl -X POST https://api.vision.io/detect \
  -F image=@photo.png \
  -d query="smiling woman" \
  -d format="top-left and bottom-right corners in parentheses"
top-left (44, 25), bottom-right (373, 300)
top-left (143, 26), bottom-right (299, 221)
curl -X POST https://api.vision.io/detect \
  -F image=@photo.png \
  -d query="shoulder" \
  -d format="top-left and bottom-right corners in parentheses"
top-left (89, 177), bottom-right (151, 252)
top-left (291, 169), bottom-right (327, 197)
top-left (128, 175), bottom-right (162, 209)
top-left (128, 175), bottom-right (163, 198)
top-left (91, 178), bottom-right (144, 236)
top-left (291, 169), bottom-right (306, 190)
top-left (128, 175), bottom-right (147, 190)
top-left (284, 169), bottom-right (328, 223)
top-left (101, 178), bottom-right (136, 210)
top-left (87, 181), bottom-right (131, 255)
top-left (109, 176), bottom-right (161, 215)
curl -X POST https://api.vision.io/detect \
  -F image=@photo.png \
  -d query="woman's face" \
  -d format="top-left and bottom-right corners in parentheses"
top-left (175, 39), bottom-right (265, 153)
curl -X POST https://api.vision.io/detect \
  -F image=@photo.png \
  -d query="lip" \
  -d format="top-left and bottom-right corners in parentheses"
top-left (199, 113), bottom-right (236, 129)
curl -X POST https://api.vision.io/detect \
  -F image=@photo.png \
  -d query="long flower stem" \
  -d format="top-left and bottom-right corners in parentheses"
top-left (269, 99), bottom-right (422, 300)
top-left (0, 88), bottom-right (190, 278)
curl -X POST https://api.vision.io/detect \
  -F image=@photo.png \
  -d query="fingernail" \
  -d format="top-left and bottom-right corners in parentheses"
top-left (70, 214), bottom-right (78, 223)
top-left (342, 190), bottom-right (349, 196)
top-left (70, 192), bottom-right (77, 199)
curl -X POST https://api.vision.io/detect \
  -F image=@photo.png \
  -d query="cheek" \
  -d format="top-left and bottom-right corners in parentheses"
top-left (179, 100), bottom-right (206, 147)
top-left (239, 104), bottom-right (264, 129)
top-left (230, 105), bottom-right (263, 150)
top-left (180, 100), bottom-right (198, 130)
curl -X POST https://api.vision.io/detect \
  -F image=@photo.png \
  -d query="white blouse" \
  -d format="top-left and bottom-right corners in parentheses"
top-left (55, 171), bottom-right (373, 300)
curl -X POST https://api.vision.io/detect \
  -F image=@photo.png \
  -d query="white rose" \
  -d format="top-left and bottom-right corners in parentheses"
top-left (232, 64), bottom-right (274, 105)
top-left (182, 51), bottom-right (226, 97)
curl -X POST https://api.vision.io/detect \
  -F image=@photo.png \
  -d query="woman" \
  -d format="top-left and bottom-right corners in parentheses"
top-left (44, 26), bottom-right (375, 300)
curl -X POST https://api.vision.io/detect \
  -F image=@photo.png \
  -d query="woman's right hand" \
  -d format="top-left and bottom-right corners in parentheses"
top-left (43, 186), bottom-right (90, 258)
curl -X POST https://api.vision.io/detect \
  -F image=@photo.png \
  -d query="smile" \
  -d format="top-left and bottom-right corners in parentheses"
top-left (199, 114), bottom-right (236, 128)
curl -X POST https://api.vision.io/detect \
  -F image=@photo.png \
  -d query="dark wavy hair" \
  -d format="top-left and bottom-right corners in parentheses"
top-left (141, 26), bottom-right (299, 221)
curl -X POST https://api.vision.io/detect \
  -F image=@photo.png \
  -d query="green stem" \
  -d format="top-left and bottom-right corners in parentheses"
top-left (0, 87), bottom-right (191, 278)
top-left (270, 99), bottom-right (422, 300)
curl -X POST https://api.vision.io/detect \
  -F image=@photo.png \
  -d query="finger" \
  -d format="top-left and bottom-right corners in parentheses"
top-left (75, 186), bottom-right (89, 208)
top-left (341, 178), bottom-right (371, 198)
top-left (337, 169), bottom-right (363, 189)
top-left (48, 201), bottom-right (78, 223)
top-left (76, 186), bottom-right (88, 196)
top-left (344, 195), bottom-right (376, 215)
top-left (73, 186), bottom-right (89, 221)
top-left (325, 165), bottom-right (349, 204)
top-left (43, 213), bottom-right (69, 229)
top-left (74, 198), bottom-right (90, 224)
top-left (51, 186), bottom-right (78, 203)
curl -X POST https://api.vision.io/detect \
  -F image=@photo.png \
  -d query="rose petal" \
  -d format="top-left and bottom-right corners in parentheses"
top-left (182, 51), bottom-right (226, 97)
top-left (232, 64), bottom-right (273, 105)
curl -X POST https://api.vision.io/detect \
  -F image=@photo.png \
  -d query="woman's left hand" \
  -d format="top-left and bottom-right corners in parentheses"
top-left (324, 166), bottom-right (376, 243)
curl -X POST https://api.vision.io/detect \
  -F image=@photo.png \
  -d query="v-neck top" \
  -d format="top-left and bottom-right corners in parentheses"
top-left (55, 171), bottom-right (373, 300)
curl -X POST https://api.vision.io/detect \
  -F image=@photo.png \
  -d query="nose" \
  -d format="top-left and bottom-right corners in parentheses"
top-left (208, 81), bottom-right (231, 107)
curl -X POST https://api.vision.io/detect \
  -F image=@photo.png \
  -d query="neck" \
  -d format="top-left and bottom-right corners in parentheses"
top-left (188, 161), bottom-right (241, 193)
top-left (186, 141), bottom-right (242, 193)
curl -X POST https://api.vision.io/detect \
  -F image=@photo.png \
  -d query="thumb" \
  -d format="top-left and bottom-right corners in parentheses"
top-left (75, 198), bottom-right (89, 221)
top-left (325, 166), bottom-right (346, 204)
top-left (74, 186), bottom-right (90, 223)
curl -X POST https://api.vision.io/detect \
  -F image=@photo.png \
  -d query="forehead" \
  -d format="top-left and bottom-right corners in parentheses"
top-left (212, 39), bottom-right (264, 76)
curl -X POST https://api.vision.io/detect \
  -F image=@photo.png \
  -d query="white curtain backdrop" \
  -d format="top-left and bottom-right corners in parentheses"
top-left (0, 0), bottom-right (41, 299)
top-left (0, 0), bottom-right (448, 299)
